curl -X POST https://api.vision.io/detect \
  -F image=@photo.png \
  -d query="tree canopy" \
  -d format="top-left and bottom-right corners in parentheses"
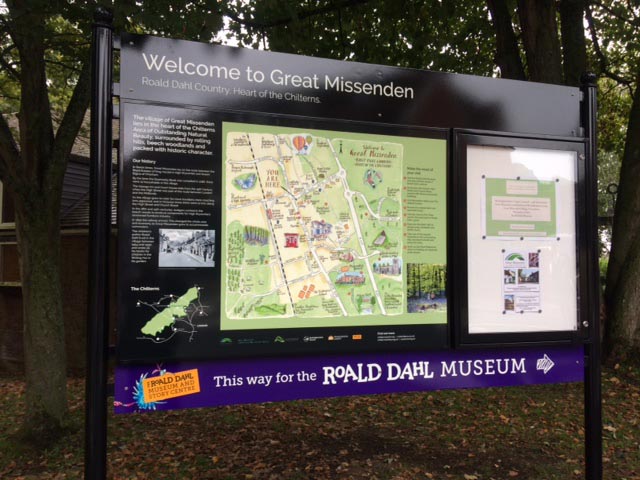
top-left (222, 0), bottom-right (497, 74)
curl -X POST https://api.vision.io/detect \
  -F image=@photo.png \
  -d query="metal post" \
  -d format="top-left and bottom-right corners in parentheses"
top-left (580, 72), bottom-right (602, 480)
top-left (85, 7), bottom-right (114, 480)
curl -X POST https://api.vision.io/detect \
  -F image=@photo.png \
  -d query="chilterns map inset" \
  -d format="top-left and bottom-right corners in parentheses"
top-left (224, 123), bottom-right (410, 328)
top-left (137, 286), bottom-right (208, 343)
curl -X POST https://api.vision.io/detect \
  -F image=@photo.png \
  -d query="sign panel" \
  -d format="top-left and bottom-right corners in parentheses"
top-left (115, 34), bottom-right (590, 414)
top-left (114, 345), bottom-right (584, 413)
top-left (118, 33), bottom-right (581, 137)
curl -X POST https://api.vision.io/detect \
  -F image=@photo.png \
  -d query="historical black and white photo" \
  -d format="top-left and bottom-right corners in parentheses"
top-left (159, 229), bottom-right (216, 268)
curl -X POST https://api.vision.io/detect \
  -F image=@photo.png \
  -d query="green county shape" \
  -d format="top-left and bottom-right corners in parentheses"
top-left (141, 287), bottom-right (199, 337)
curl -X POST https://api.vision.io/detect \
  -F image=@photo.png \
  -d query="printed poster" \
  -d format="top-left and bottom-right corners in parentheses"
top-left (484, 178), bottom-right (558, 239)
top-left (502, 250), bottom-right (541, 314)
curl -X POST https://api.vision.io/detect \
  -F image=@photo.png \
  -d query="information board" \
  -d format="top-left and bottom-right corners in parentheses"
top-left (117, 104), bottom-right (221, 362)
top-left (112, 32), bottom-right (592, 416)
top-left (117, 101), bottom-right (449, 362)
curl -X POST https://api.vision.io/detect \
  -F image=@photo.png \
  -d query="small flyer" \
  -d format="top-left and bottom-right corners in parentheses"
top-left (502, 250), bottom-right (541, 314)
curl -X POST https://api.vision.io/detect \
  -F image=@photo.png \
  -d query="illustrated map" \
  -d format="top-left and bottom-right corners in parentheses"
top-left (224, 126), bottom-right (405, 323)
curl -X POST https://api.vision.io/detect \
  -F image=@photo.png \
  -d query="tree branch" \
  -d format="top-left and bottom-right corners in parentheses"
top-left (585, 4), bottom-right (634, 91)
top-left (486, 0), bottom-right (526, 80)
top-left (44, 58), bottom-right (83, 73)
top-left (0, 33), bottom-right (19, 80)
top-left (592, 0), bottom-right (640, 27)
top-left (50, 57), bottom-right (90, 185)
top-left (0, 54), bottom-right (19, 80)
top-left (221, 0), bottom-right (370, 29)
top-left (46, 39), bottom-right (90, 49)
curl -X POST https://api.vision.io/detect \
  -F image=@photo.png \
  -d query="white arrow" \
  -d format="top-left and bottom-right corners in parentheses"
top-left (536, 354), bottom-right (555, 374)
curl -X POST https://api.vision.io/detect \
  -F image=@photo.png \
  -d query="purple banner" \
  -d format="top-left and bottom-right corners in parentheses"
top-left (114, 345), bottom-right (584, 414)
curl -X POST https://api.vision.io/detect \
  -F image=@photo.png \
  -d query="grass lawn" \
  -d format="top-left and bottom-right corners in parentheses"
top-left (0, 364), bottom-right (638, 479)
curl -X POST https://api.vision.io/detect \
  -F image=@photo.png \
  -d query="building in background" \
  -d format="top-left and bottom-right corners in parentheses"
top-left (0, 114), bottom-right (118, 374)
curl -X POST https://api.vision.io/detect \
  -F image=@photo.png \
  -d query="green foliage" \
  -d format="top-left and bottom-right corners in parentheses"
top-left (0, 6), bottom-right (89, 115)
top-left (223, 0), bottom-right (495, 74)
top-left (599, 256), bottom-right (609, 292)
top-left (115, 0), bottom-right (222, 42)
top-left (0, 1), bottom-right (223, 116)
top-left (597, 78), bottom-right (630, 221)
top-left (588, 1), bottom-right (640, 83)
top-left (598, 78), bottom-right (631, 157)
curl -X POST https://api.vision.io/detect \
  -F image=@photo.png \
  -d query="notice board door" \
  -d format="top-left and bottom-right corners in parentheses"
top-left (453, 133), bottom-right (590, 347)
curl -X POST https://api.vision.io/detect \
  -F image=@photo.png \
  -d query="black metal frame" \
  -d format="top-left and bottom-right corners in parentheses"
top-left (85, 8), bottom-right (113, 480)
top-left (452, 132), bottom-right (589, 347)
top-left (581, 72), bottom-right (602, 480)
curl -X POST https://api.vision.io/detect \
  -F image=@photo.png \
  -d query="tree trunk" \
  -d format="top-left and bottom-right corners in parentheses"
top-left (605, 235), bottom-right (640, 359)
top-left (2, 1), bottom-right (93, 444)
top-left (14, 189), bottom-right (69, 442)
top-left (517, 0), bottom-right (564, 84)
top-left (559, 0), bottom-right (587, 86)
top-left (486, 0), bottom-right (526, 80)
top-left (604, 73), bottom-right (640, 360)
top-left (4, 2), bottom-right (70, 441)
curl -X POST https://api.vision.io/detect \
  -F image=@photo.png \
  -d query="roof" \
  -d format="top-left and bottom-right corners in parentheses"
top-left (60, 169), bottom-right (118, 228)
top-left (3, 113), bottom-right (119, 229)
